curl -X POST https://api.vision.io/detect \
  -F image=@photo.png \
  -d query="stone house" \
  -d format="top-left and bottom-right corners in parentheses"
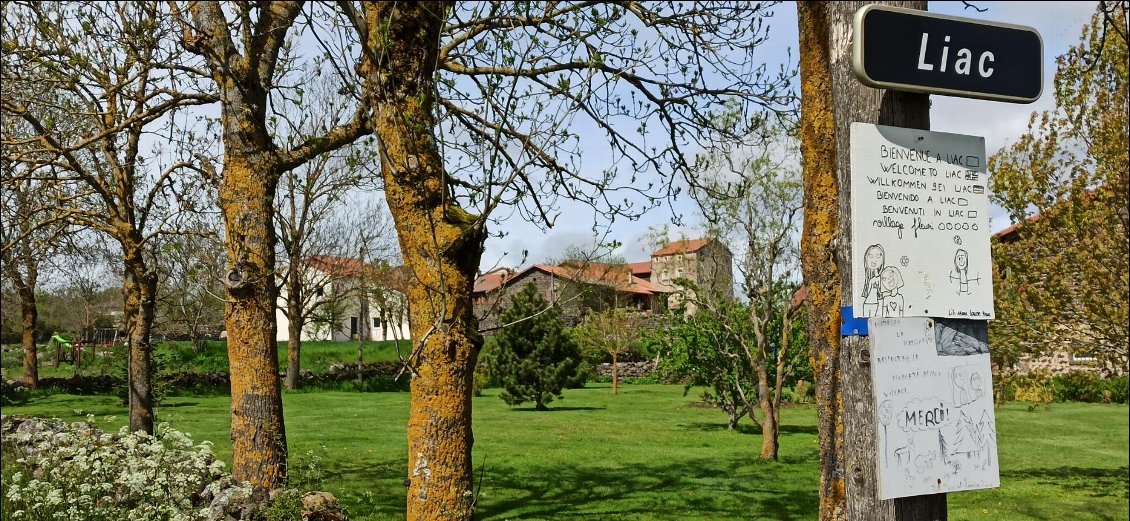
top-left (647, 238), bottom-right (734, 312)
top-left (473, 238), bottom-right (733, 332)
top-left (993, 219), bottom-right (1123, 376)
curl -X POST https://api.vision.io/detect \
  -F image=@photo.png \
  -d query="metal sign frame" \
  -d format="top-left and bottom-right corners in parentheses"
top-left (852, 4), bottom-right (1044, 103)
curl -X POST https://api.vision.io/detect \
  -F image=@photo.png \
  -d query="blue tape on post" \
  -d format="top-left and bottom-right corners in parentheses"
top-left (841, 306), bottom-right (869, 336)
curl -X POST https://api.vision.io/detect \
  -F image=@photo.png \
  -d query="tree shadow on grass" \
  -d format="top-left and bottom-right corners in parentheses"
top-left (473, 456), bottom-right (819, 520)
top-left (509, 406), bottom-right (607, 412)
top-left (319, 452), bottom-right (819, 520)
top-left (677, 422), bottom-right (819, 437)
top-left (159, 401), bottom-right (199, 408)
top-left (678, 421), bottom-right (758, 435)
top-left (1001, 465), bottom-right (1129, 499)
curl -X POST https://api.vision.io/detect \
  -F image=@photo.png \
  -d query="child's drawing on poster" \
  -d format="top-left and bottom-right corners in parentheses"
top-left (870, 317), bottom-right (1000, 499)
top-left (948, 249), bottom-right (983, 295)
top-left (862, 244), bottom-right (886, 317)
top-left (850, 124), bottom-right (995, 319)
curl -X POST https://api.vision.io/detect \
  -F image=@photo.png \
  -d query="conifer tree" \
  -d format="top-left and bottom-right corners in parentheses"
top-left (484, 283), bottom-right (581, 411)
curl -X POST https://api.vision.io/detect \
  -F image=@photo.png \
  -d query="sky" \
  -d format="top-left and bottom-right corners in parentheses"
top-left (476, 1), bottom-right (1101, 272)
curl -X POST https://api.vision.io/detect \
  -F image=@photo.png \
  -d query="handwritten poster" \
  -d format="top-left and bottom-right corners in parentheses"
top-left (870, 317), bottom-right (1000, 499)
top-left (851, 123), bottom-right (994, 319)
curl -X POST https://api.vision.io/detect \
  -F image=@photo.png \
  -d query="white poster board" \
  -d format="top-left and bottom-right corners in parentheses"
top-left (870, 317), bottom-right (1000, 499)
top-left (851, 123), bottom-right (993, 319)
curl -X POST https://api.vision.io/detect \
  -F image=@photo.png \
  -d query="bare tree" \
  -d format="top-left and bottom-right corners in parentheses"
top-left (170, 1), bottom-right (374, 490)
top-left (273, 71), bottom-right (386, 388)
top-left (0, 163), bottom-right (70, 388)
top-left (689, 128), bottom-right (804, 460)
top-left (2, 1), bottom-right (217, 434)
top-left (342, 2), bottom-right (794, 517)
top-left (154, 215), bottom-right (226, 352)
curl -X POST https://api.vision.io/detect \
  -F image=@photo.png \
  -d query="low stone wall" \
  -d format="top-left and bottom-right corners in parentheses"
top-left (1, 362), bottom-right (411, 397)
top-left (594, 361), bottom-right (657, 381)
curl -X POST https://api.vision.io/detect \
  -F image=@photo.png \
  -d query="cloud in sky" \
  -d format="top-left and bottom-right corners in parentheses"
top-left (480, 1), bottom-right (1100, 271)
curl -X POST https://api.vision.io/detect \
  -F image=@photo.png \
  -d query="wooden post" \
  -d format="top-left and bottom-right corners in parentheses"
top-left (826, 2), bottom-right (946, 520)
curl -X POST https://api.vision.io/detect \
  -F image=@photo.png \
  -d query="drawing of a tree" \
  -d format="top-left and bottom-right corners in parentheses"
top-left (938, 430), bottom-right (950, 465)
top-left (878, 400), bottom-right (894, 467)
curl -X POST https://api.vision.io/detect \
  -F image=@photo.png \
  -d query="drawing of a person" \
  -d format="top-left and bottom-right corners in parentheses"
top-left (951, 366), bottom-right (971, 406)
top-left (862, 244), bottom-right (885, 317)
top-left (950, 249), bottom-right (971, 295)
top-left (969, 372), bottom-right (984, 401)
top-left (879, 266), bottom-right (905, 317)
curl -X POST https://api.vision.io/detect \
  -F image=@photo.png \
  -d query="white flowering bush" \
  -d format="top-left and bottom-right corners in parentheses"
top-left (1, 416), bottom-right (238, 521)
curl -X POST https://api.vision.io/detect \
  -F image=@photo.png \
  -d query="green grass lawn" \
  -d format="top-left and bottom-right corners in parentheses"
top-left (2, 385), bottom-right (1126, 520)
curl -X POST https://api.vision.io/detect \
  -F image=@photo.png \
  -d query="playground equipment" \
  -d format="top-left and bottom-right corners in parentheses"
top-left (47, 329), bottom-right (119, 370)
top-left (47, 334), bottom-right (78, 369)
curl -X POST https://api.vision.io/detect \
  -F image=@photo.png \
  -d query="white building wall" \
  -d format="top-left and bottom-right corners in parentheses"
top-left (275, 269), bottom-right (411, 343)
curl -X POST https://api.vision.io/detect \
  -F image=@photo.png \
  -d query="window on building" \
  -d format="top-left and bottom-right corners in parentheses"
top-left (350, 317), bottom-right (358, 337)
top-left (373, 317), bottom-right (381, 328)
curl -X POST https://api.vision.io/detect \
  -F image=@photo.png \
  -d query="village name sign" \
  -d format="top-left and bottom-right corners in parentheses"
top-left (853, 4), bottom-right (1044, 103)
top-left (845, 3), bottom-right (1045, 504)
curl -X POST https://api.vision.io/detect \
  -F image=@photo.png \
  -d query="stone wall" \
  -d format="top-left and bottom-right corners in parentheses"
top-left (1017, 351), bottom-right (1123, 376)
top-left (594, 361), bottom-right (658, 381)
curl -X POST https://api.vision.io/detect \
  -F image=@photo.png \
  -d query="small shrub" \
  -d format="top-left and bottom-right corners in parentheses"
top-left (1011, 373), bottom-right (1054, 404)
top-left (263, 490), bottom-right (305, 521)
top-left (483, 283), bottom-right (581, 410)
top-left (1050, 371), bottom-right (1103, 403)
top-left (1106, 376), bottom-right (1129, 404)
top-left (1, 417), bottom-right (227, 520)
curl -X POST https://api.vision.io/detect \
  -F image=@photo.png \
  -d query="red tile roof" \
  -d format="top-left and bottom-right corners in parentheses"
top-left (303, 256), bottom-right (410, 291)
top-left (652, 238), bottom-right (713, 257)
top-left (305, 255), bottom-right (369, 277)
top-left (475, 262), bottom-right (668, 296)
top-left (628, 261), bottom-right (652, 277)
top-left (473, 268), bottom-right (514, 293)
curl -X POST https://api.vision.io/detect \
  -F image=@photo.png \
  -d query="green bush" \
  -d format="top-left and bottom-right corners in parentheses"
top-left (1107, 376), bottom-right (1129, 404)
top-left (998, 371), bottom-right (1128, 404)
top-left (1050, 371), bottom-right (1103, 403)
top-left (622, 375), bottom-right (660, 385)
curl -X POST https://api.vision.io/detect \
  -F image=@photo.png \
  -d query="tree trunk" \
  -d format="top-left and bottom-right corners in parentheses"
top-left (363, 3), bottom-right (481, 518)
top-left (754, 349), bottom-right (778, 460)
top-left (221, 154), bottom-right (287, 491)
top-left (123, 250), bottom-right (156, 434)
top-left (759, 394), bottom-right (779, 460)
top-left (797, 3), bottom-right (848, 518)
top-left (611, 350), bottom-right (619, 395)
top-left (16, 275), bottom-right (39, 389)
top-left (827, 2), bottom-right (946, 520)
top-left (286, 266), bottom-right (303, 390)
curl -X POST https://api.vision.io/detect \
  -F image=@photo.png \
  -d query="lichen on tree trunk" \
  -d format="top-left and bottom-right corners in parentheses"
top-left (221, 157), bottom-right (288, 491)
top-left (799, 2), bottom-right (947, 520)
top-left (361, 3), bottom-right (483, 518)
top-left (797, 2), bottom-right (847, 518)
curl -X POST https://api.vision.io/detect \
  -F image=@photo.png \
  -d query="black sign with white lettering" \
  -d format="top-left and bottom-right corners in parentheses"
top-left (852, 5), bottom-right (1043, 103)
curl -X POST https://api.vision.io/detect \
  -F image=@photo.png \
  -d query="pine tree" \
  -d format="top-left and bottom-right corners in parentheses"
top-left (484, 283), bottom-right (582, 410)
